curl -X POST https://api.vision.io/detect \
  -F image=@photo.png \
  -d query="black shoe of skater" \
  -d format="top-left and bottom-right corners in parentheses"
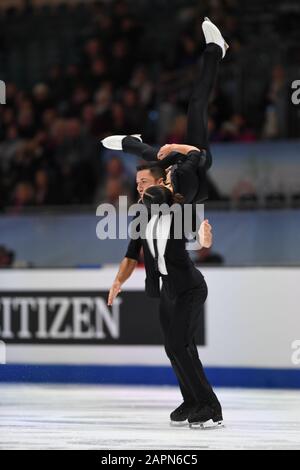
top-left (188, 402), bottom-right (224, 429)
top-left (170, 401), bottom-right (196, 426)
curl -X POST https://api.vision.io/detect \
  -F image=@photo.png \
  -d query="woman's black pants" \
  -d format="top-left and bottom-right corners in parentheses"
top-left (122, 43), bottom-right (222, 169)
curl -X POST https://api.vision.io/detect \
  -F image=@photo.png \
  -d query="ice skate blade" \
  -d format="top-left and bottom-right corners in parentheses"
top-left (189, 420), bottom-right (224, 430)
top-left (170, 420), bottom-right (189, 427)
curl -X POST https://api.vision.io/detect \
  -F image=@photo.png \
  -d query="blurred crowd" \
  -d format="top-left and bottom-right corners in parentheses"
top-left (0, 244), bottom-right (15, 268)
top-left (0, 0), bottom-right (296, 210)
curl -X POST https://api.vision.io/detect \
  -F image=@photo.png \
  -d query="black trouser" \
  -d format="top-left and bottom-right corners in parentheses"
top-left (122, 43), bottom-right (222, 169)
top-left (159, 278), bottom-right (220, 407)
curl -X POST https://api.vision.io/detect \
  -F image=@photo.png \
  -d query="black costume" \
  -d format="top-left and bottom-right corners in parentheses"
top-left (123, 43), bottom-right (222, 203)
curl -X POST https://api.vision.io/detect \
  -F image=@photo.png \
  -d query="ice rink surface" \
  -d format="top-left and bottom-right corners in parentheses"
top-left (0, 384), bottom-right (300, 450)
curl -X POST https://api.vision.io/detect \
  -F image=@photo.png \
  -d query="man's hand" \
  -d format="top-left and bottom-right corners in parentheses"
top-left (199, 219), bottom-right (213, 248)
top-left (107, 258), bottom-right (137, 306)
top-left (107, 280), bottom-right (122, 306)
top-left (157, 144), bottom-right (174, 160)
top-left (158, 144), bottom-right (201, 160)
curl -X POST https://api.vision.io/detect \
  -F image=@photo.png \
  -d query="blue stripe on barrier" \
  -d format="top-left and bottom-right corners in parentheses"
top-left (0, 364), bottom-right (300, 389)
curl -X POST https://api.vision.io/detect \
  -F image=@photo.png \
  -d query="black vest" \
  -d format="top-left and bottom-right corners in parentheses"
top-left (142, 212), bottom-right (204, 298)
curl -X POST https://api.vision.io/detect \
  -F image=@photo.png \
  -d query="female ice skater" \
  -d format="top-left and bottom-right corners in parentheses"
top-left (102, 17), bottom-right (228, 204)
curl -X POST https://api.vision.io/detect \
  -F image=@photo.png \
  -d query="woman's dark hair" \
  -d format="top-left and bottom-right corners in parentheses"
top-left (142, 185), bottom-right (184, 210)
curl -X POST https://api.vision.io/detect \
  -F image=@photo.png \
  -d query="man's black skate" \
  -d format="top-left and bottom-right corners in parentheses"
top-left (170, 402), bottom-right (196, 426)
top-left (188, 402), bottom-right (224, 429)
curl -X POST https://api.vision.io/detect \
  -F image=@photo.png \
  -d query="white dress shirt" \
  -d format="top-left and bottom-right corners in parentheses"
top-left (145, 214), bottom-right (172, 275)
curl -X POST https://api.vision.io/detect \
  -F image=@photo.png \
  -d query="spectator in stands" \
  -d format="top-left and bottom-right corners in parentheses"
top-left (263, 65), bottom-right (288, 139)
top-left (219, 114), bottom-right (256, 142)
top-left (0, 0), bottom-right (297, 211)
top-left (0, 246), bottom-right (15, 268)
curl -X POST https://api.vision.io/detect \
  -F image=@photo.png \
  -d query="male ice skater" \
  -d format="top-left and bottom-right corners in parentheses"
top-left (102, 17), bottom-right (228, 204)
top-left (106, 18), bottom-right (228, 428)
top-left (108, 184), bottom-right (221, 429)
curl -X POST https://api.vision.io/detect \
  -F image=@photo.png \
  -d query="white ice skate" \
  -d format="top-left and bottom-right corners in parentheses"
top-left (202, 17), bottom-right (229, 58)
top-left (189, 419), bottom-right (225, 430)
top-left (188, 403), bottom-right (224, 430)
top-left (101, 134), bottom-right (142, 150)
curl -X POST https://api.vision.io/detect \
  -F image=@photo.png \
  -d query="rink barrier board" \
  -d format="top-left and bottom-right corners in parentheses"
top-left (0, 268), bottom-right (300, 389)
top-left (0, 364), bottom-right (300, 389)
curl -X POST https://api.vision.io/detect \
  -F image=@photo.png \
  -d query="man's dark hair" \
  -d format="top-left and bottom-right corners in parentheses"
top-left (136, 163), bottom-right (166, 183)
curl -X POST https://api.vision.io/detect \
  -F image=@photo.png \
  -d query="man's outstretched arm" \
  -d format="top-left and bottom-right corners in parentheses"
top-left (107, 257), bottom-right (138, 306)
top-left (107, 234), bottom-right (142, 306)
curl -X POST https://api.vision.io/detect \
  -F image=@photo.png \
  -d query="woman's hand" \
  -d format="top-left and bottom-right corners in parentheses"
top-left (199, 219), bottom-right (213, 248)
